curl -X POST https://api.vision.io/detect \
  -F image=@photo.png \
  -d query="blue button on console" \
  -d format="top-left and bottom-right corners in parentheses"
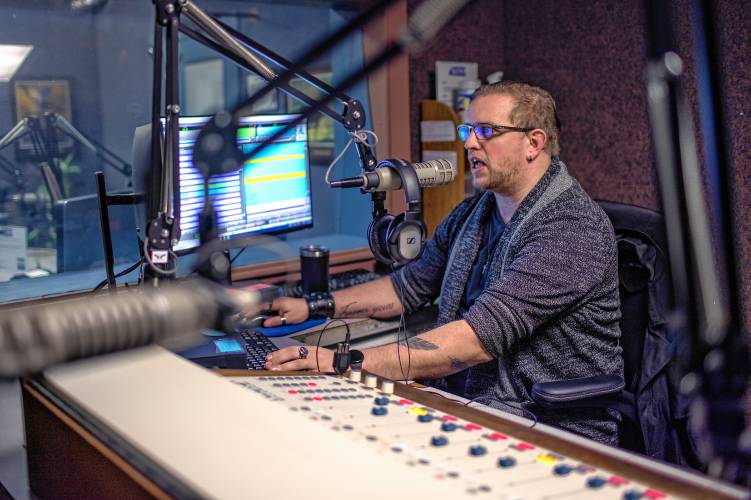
top-left (586, 476), bottom-right (607, 489)
top-left (430, 436), bottom-right (449, 447)
top-left (441, 422), bottom-right (458, 432)
top-left (371, 406), bottom-right (388, 416)
top-left (553, 464), bottom-right (573, 476)
top-left (468, 445), bottom-right (487, 456)
top-left (622, 490), bottom-right (643, 500)
top-left (497, 457), bottom-right (516, 468)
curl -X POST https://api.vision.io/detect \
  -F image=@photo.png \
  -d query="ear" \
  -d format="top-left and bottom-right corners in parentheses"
top-left (526, 129), bottom-right (548, 162)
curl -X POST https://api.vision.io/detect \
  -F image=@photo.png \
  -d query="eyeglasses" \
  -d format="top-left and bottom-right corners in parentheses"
top-left (457, 123), bottom-right (533, 142)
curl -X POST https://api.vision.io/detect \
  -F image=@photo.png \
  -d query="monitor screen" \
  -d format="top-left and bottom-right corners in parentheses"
top-left (167, 114), bottom-right (313, 253)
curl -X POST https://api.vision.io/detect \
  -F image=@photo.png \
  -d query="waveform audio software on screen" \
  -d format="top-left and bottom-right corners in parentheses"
top-left (171, 114), bottom-right (313, 252)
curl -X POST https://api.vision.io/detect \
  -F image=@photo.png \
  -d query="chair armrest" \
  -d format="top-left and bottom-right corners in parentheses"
top-left (531, 374), bottom-right (625, 409)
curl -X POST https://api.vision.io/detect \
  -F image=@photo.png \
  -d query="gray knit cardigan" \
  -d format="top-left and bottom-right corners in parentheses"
top-left (391, 159), bottom-right (624, 444)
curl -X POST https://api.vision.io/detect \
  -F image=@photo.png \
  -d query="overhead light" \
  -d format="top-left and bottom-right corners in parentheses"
top-left (0, 45), bottom-right (33, 82)
top-left (71, 0), bottom-right (109, 11)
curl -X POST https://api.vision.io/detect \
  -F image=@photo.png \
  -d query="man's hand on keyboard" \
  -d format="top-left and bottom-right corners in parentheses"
top-left (262, 297), bottom-right (309, 327)
top-left (264, 345), bottom-right (334, 373)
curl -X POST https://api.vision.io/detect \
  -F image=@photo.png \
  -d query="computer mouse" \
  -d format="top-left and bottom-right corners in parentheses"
top-left (233, 314), bottom-right (271, 330)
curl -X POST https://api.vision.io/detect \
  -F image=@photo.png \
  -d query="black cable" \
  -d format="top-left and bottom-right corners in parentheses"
top-left (92, 257), bottom-right (145, 293)
top-left (229, 247), bottom-right (246, 265)
top-left (315, 318), bottom-right (350, 374)
top-left (391, 263), bottom-right (411, 384)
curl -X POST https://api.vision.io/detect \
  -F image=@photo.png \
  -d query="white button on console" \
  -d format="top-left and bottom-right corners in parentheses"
top-left (380, 380), bottom-right (394, 394)
top-left (349, 370), bottom-right (362, 382)
top-left (364, 374), bottom-right (378, 388)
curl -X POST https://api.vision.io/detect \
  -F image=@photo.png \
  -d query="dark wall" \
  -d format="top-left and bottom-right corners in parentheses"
top-left (407, 0), bottom-right (505, 160)
top-left (712, 1), bottom-right (751, 334)
top-left (502, 1), bottom-right (658, 209)
top-left (501, 0), bottom-right (750, 335)
top-left (408, 0), bottom-right (750, 331)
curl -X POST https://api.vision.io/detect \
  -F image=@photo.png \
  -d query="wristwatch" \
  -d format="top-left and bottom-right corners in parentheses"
top-left (350, 350), bottom-right (364, 371)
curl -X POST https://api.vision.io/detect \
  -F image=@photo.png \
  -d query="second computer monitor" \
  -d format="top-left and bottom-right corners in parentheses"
top-left (171, 114), bottom-right (313, 253)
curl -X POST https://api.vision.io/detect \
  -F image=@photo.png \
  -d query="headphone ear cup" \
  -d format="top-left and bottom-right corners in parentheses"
top-left (368, 215), bottom-right (395, 265)
top-left (387, 214), bottom-right (425, 265)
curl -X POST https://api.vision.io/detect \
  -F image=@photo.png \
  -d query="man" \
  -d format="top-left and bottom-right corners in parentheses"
top-left (263, 82), bottom-right (623, 444)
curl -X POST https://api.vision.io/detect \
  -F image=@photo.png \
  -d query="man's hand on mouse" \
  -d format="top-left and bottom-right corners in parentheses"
top-left (262, 297), bottom-right (309, 327)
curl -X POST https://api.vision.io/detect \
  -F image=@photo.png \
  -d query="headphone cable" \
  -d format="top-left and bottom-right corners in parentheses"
top-left (392, 264), bottom-right (412, 384)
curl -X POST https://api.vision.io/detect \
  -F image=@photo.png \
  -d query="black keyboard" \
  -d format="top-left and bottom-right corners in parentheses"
top-left (238, 329), bottom-right (279, 370)
top-left (281, 268), bottom-right (382, 298)
top-left (177, 329), bottom-right (279, 370)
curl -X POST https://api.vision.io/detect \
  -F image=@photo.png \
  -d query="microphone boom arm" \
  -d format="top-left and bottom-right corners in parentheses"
top-left (145, 0), bottom-right (469, 279)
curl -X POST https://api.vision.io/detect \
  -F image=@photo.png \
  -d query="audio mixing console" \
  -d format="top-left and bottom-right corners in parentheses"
top-left (229, 371), bottom-right (744, 500)
top-left (31, 348), bottom-right (748, 500)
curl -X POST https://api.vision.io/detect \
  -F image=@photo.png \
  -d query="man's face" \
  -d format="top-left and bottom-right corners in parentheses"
top-left (464, 94), bottom-right (529, 194)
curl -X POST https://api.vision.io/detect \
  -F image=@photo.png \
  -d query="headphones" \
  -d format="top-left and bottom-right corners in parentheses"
top-left (367, 159), bottom-right (427, 267)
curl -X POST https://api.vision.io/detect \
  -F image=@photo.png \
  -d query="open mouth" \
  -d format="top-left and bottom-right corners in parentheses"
top-left (469, 157), bottom-right (487, 171)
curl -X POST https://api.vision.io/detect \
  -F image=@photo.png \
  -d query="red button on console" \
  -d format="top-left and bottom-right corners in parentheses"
top-left (644, 489), bottom-right (666, 499)
top-left (486, 433), bottom-right (508, 440)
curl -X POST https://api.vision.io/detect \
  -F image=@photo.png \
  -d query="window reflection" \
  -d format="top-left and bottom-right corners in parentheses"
top-left (0, 0), bottom-right (372, 300)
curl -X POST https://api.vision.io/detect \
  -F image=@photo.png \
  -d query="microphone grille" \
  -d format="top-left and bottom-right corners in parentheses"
top-left (431, 158), bottom-right (456, 184)
top-left (413, 158), bottom-right (456, 185)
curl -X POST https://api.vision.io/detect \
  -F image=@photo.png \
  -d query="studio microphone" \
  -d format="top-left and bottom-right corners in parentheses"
top-left (330, 158), bottom-right (456, 191)
top-left (0, 278), bottom-right (260, 378)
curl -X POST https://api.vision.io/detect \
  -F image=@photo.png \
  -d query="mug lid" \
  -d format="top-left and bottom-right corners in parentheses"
top-left (300, 244), bottom-right (329, 257)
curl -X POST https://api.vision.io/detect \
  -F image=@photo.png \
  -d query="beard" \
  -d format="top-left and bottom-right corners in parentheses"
top-left (472, 155), bottom-right (524, 193)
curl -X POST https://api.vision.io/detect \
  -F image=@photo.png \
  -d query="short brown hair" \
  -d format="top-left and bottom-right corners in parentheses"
top-left (472, 81), bottom-right (560, 156)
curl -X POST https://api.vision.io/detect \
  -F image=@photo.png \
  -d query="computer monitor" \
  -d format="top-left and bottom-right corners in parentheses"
top-left (133, 114), bottom-right (314, 253)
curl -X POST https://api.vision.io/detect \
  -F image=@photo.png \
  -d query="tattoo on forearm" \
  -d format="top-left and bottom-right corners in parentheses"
top-left (448, 356), bottom-right (469, 371)
top-left (371, 303), bottom-right (394, 315)
top-left (341, 301), bottom-right (395, 317)
top-left (400, 337), bottom-right (439, 350)
top-left (341, 302), bottom-right (367, 316)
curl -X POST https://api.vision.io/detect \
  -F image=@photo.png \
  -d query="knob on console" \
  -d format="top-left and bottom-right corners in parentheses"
top-left (380, 379), bottom-right (394, 394)
top-left (364, 373), bottom-right (378, 388)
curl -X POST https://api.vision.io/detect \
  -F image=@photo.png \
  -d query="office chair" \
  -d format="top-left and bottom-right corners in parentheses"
top-left (529, 200), bottom-right (703, 469)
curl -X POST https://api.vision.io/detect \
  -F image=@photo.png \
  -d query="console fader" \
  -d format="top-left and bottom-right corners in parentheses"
top-left (230, 372), bottom-right (694, 500)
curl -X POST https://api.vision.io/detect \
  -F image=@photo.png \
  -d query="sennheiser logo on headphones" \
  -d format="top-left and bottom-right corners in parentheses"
top-left (407, 237), bottom-right (416, 245)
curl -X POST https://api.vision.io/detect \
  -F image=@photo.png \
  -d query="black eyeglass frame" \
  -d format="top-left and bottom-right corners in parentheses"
top-left (457, 122), bottom-right (534, 141)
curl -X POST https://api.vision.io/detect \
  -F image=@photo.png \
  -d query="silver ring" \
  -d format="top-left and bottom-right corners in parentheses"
top-left (298, 346), bottom-right (309, 359)
top-left (280, 316), bottom-right (287, 326)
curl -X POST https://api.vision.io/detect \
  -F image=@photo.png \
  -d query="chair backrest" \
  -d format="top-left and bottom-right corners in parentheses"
top-left (596, 200), bottom-right (669, 392)
top-left (597, 200), bottom-right (703, 469)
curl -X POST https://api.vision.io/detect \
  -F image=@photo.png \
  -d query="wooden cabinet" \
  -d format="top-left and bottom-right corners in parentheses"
top-left (419, 100), bottom-right (469, 237)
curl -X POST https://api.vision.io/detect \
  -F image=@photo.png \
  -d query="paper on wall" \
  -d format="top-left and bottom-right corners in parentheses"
top-left (420, 120), bottom-right (456, 143)
top-left (421, 150), bottom-right (458, 174)
top-left (0, 226), bottom-right (26, 282)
